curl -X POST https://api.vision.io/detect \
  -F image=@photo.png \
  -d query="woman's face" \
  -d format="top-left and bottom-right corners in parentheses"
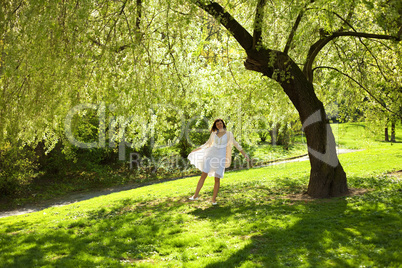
top-left (216, 120), bottom-right (224, 130)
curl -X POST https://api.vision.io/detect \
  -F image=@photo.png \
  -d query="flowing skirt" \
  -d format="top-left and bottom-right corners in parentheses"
top-left (188, 146), bottom-right (227, 178)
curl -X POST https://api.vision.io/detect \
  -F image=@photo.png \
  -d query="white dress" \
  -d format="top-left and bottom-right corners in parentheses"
top-left (188, 132), bottom-right (228, 178)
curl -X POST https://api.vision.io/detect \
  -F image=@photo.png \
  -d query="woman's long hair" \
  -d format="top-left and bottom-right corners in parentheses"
top-left (210, 118), bottom-right (227, 133)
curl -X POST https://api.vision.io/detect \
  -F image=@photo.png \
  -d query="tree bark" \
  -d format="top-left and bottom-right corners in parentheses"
top-left (385, 126), bottom-right (389, 142)
top-left (245, 49), bottom-right (348, 197)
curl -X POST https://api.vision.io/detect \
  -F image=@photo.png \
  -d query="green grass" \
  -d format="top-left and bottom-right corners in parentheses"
top-left (332, 122), bottom-right (401, 149)
top-left (0, 123), bottom-right (401, 267)
top-left (250, 141), bottom-right (307, 164)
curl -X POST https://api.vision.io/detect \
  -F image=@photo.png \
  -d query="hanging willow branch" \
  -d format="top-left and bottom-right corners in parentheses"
top-left (284, 0), bottom-right (315, 55)
top-left (192, 0), bottom-right (253, 51)
top-left (304, 31), bottom-right (400, 82)
top-left (253, 0), bottom-right (267, 49)
top-left (313, 66), bottom-right (401, 120)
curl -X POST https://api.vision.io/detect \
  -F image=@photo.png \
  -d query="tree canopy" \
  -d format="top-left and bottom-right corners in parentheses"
top-left (1, 0), bottom-right (400, 197)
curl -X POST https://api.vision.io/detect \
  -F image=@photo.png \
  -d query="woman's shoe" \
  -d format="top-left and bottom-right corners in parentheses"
top-left (212, 202), bottom-right (218, 205)
top-left (189, 196), bottom-right (198, 201)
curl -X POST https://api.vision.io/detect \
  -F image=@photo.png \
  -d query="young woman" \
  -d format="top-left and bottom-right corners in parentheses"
top-left (187, 118), bottom-right (249, 205)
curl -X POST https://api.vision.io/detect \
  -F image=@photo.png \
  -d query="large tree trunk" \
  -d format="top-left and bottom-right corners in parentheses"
top-left (245, 49), bottom-right (348, 198)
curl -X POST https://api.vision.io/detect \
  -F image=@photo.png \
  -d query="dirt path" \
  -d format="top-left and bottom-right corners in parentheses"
top-left (0, 148), bottom-right (362, 219)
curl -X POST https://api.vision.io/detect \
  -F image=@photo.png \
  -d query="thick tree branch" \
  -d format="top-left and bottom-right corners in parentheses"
top-left (313, 66), bottom-right (401, 120)
top-left (136, 0), bottom-right (142, 30)
top-left (284, 0), bottom-right (314, 55)
top-left (134, 0), bottom-right (143, 43)
top-left (332, 32), bottom-right (400, 40)
top-left (283, 10), bottom-right (304, 55)
top-left (253, 0), bottom-right (267, 49)
top-left (304, 31), bottom-right (400, 82)
top-left (193, 0), bottom-right (253, 51)
top-left (88, 37), bottom-right (103, 47)
top-left (12, 1), bottom-right (23, 15)
top-left (119, 0), bottom-right (127, 16)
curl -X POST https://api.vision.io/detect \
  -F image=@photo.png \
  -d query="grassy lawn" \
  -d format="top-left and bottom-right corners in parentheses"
top-left (0, 124), bottom-right (305, 211)
top-left (0, 123), bottom-right (401, 267)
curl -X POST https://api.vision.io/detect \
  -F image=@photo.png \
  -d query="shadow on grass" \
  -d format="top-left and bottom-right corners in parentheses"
top-left (377, 140), bottom-right (402, 144)
top-left (0, 197), bottom-right (183, 267)
top-left (189, 190), bottom-right (401, 267)
top-left (1, 181), bottom-right (401, 267)
top-left (197, 201), bottom-right (352, 267)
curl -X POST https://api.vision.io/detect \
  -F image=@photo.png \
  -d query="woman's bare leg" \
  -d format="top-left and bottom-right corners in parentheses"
top-left (212, 177), bottom-right (220, 203)
top-left (193, 172), bottom-right (208, 198)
